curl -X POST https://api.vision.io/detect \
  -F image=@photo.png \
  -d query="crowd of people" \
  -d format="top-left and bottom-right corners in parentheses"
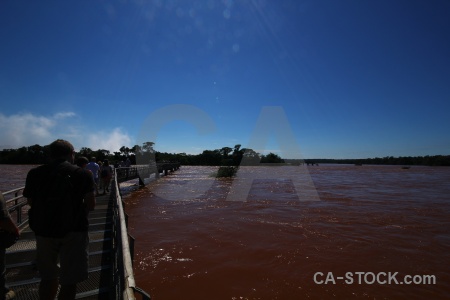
top-left (76, 157), bottom-right (110, 196)
top-left (76, 157), bottom-right (131, 196)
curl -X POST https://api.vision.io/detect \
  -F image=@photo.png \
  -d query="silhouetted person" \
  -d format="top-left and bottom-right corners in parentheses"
top-left (23, 139), bottom-right (95, 300)
top-left (100, 159), bottom-right (113, 195)
top-left (86, 157), bottom-right (100, 196)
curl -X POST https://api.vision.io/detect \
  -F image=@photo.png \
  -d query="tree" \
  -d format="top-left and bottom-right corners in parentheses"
top-left (196, 149), bottom-right (222, 165)
top-left (142, 142), bottom-right (155, 153)
top-left (220, 147), bottom-right (233, 158)
top-left (79, 147), bottom-right (93, 158)
top-left (240, 148), bottom-right (261, 165)
top-left (92, 149), bottom-right (110, 162)
top-left (136, 142), bottom-right (155, 165)
top-left (261, 152), bottom-right (284, 163)
top-left (113, 151), bottom-right (122, 161)
top-left (130, 145), bottom-right (139, 155)
top-left (119, 146), bottom-right (130, 157)
top-left (230, 144), bottom-right (242, 165)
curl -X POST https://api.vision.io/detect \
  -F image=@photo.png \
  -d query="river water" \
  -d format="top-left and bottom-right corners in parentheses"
top-left (1, 164), bottom-right (449, 299)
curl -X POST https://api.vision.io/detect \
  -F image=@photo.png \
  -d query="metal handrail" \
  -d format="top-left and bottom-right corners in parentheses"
top-left (1, 187), bottom-right (28, 227)
top-left (111, 170), bottom-right (151, 300)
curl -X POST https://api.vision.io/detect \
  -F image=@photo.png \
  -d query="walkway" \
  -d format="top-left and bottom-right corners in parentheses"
top-left (6, 192), bottom-right (114, 299)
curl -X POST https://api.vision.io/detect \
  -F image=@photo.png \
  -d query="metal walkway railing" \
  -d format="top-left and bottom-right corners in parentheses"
top-left (110, 171), bottom-right (151, 300)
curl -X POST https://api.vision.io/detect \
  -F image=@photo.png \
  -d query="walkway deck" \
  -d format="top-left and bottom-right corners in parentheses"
top-left (6, 192), bottom-right (114, 299)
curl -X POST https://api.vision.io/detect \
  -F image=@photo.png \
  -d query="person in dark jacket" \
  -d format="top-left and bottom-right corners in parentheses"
top-left (23, 139), bottom-right (95, 300)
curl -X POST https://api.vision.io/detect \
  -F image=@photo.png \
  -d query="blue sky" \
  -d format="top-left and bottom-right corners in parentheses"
top-left (1, 0), bottom-right (449, 159)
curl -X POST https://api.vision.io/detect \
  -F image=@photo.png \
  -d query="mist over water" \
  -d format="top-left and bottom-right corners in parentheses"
top-left (1, 164), bottom-right (449, 299)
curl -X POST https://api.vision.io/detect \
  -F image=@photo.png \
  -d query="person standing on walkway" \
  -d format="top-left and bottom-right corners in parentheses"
top-left (85, 157), bottom-right (100, 196)
top-left (100, 159), bottom-right (113, 195)
top-left (0, 192), bottom-right (19, 300)
top-left (97, 161), bottom-right (103, 192)
top-left (23, 139), bottom-right (95, 300)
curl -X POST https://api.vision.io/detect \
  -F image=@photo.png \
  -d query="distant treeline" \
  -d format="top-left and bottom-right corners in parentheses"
top-left (1, 143), bottom-right (448, 166)
top-left (299, 156), bottom-right (450, 166)
top-left (0, 143), bottom-right (284, 166)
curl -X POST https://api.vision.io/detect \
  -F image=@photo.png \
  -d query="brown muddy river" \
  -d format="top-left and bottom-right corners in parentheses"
top-left (2, 164), bottom-right (449, 299)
